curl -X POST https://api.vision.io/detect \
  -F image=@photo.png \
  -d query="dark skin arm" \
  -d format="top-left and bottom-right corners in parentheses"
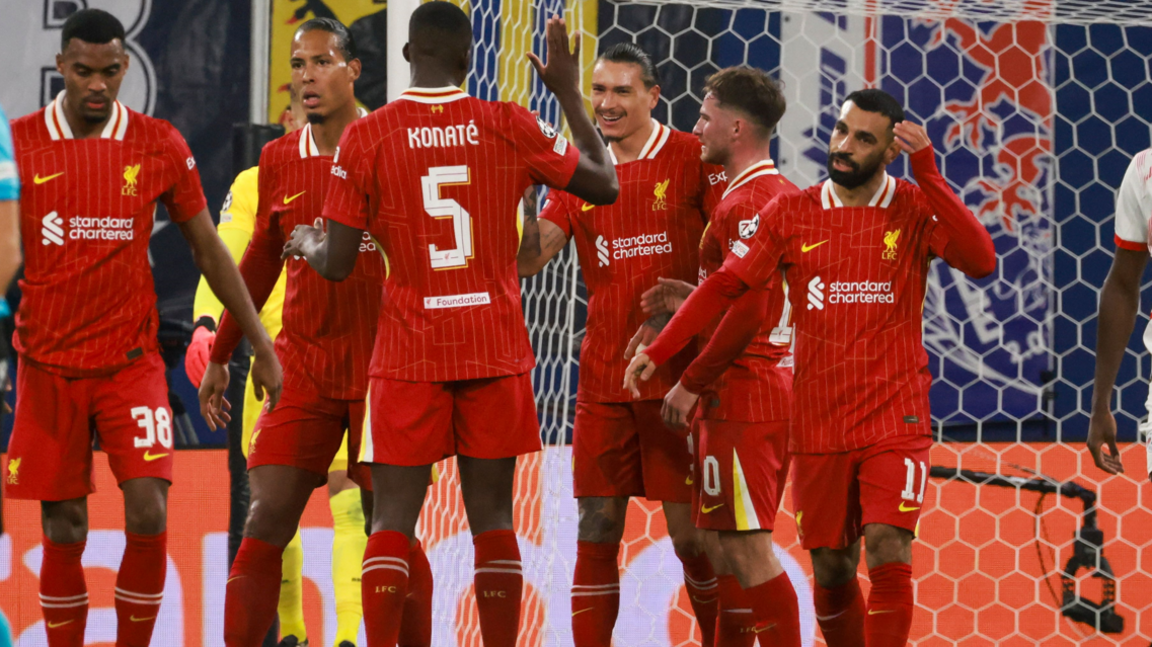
top-left (282, 218), bottom-right (363, 281)
top-left (528, 17), bottom-right (618, 206)
top-left (1088, 246), bottom-right (1148, 477)
top-left (518, 216), bottom-right (569, 277)
top-left (179, 210), bottom-right (283, 417)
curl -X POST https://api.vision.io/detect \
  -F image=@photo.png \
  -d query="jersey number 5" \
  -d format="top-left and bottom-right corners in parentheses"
top-left (422, 165), bottom-right (473, 269)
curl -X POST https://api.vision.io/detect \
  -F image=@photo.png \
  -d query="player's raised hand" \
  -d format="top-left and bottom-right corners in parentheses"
top-left (623, 351), bottom-right (659, 399)
top-left (893, 121), bottom-right (931, 154)
top-left (662, 381), bottom-right (699, 429)
top-left (198, 362), bottom-right (232, 431)
top-left (1087, 407), bottom-right (1125, 475)
top-left (282, 224), bottom-right (326, 260)
top-left (641, 277), bottom-right (695, 316)
top-left (527, 15), bottom-right (582, 96)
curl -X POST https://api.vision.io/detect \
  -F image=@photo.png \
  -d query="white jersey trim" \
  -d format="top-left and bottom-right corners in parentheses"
top-left (299, 108), bottom-right (368, 159)
top-left (607, 119), bottom-right (672, 165)
top-left (398, 86), bottom-right (470, 104)
top-left (820, 173), bottom-right (894, 210)
top-left (46, 92), bottom-right (128, 141)
top-left (721, 159), bottom-right (778, 200)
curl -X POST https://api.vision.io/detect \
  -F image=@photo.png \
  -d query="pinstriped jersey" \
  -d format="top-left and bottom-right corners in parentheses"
top-left (540, 124), bottom-right (724, 402)
top-left (695, 161), bottom-right (797, 422)
top-left (256, 126), bottom-right (385, 399)
top-left (324, 87), bottom-right (580, 382)
top-left (726, 176), bottom-right (953, 452)
top-left (11, 94), bottom-right (207, 376)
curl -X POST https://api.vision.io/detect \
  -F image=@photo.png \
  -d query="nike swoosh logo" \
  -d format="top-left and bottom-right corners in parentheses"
top-left (700, 503), bottom-right (725, 514)
top-left (581, 203), bottom-right (595, 211)
top-left (283, 191), bottom-right (307, 204)
top-left (144, 451), bottom-right (169, 462)
top-left (572, 608), bottom-right (594, 617)
top-left (130, 616), bottom-right (156, 622)
top-left (753, 623), bottom-right (777, 633)
top-left (801, 240), bottom-right (829, 252)
top-left (868, 609), bottom-right (896, 615)
top-left (47, 620), bottom-right (74, 628)
top-left (898, 502), bottom-right (920, 512)
top-left (34, 172), bottom-right (65, 185)
top-left (685, 475), bottom-right (694, 485)
top-left (815, 610), bottom-right (848, 621)
top-left (226, 576), bottom-right (242, 584)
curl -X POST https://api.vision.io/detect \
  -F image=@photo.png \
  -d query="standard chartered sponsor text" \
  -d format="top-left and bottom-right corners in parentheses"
top-left (828, 280), bottom-right (894, 304)
top-left (611, 231), bottom-right (672, 260)
top-left (69, 216), bottom-right (134, 240)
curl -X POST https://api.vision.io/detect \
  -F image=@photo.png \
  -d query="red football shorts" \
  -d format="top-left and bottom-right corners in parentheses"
top-left (692, 418), bottom-right (790, 531)
top-left (572, 400), bottom-right (692, 502)
top-left (790, 434), bottom-right (933, 550)
top-left (247, 386), bottom-right (371, 490)
top-left (4, 353), bottom-right (174, 501)
top-left (361, 373), bottom-right (540, 466)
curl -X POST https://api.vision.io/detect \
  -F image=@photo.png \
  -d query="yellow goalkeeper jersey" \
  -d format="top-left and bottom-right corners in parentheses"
top-left (192, 166), bottom-right (287, 337)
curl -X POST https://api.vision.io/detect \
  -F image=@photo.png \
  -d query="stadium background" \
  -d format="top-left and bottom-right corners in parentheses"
top-left (1, 0), bottom-right (1151, 645)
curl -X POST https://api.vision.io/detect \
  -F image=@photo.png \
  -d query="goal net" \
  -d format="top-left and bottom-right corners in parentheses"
top-left (408, 1), bottom-right (1152, 645)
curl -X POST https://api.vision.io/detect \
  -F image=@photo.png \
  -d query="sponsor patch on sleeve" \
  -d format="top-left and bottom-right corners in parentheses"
top-left (732, 240), bottom-right (750, 258)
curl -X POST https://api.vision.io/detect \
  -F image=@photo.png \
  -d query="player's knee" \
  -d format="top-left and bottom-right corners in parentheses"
top-left (810, 546), bottom-right (860, 589)
top-left (124, 496), bottom-right (167, 535)
top-left (41, 500), bottom-right (89, 544)
top-left (243, 498), bottom-right (298, 546)
top-left (669, 525), bottom-right (705, 558)
top-left (576, 497), bottom-right (627, 544)
top-left (863, 523), bottom-right (912, 568)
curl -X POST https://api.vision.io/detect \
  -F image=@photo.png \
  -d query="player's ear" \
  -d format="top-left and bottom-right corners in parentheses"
top-left (348, 57), bottom-right (362, 82)
top-left (883, 133), bottom-right (902, 164)
top-left (647, 84), bottom-right (660, 111)
top-left (402, 42), bottom-right (411, 63)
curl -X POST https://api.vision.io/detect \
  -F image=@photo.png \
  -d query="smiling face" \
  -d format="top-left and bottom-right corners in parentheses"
top-left (826, 100), bottom-right (901, 189)
top-left (290, 28), bottom-right (361, 124)
top-left (590, 59), bottom-right (659, 142)
top-left (692, 92), bottom-right (738, 166)
top-left (57, 38), bottom-right (129, 124)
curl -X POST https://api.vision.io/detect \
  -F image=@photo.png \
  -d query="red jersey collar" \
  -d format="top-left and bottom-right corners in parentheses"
top-left (721, 159), bottom-right (778, 200)
top-left (398, 86), bottom-right (469, 104)
top-left (45, 92), bottom-right (129, 141)
top-left (299, 107), bottom-right (369, 159)
top-left (820, 173), bottom-right (896, 209)
top-left (607, 119), bottom-right (672, 165)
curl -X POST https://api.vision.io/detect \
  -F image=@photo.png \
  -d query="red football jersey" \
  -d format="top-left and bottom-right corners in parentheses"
top-left (12, 94), bottom-right (207, 376)
top-left (692, 161), bottom-right (796, 422)
top-left (211, 124), bottom-right (386, 399)
top-left (725, 174), bottom-right (952, 452)
top-left (539, 122), bottom-right (724, 402)
top-left (323, 87), bottom-right (580, 382)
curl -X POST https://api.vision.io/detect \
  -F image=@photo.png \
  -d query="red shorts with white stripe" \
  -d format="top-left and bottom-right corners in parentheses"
top-left (791, 434), bottom-right (932, 550)
top-left (247, 386), bottom-right (371, 490)
top-left (5, 353), bottom-right (173, 501)
top-left (361, 373), bottom-right (540, 466)
top-left (691, 418), bottom-right (790, 531)
top-left (572, 400), bottom-right (693, 502)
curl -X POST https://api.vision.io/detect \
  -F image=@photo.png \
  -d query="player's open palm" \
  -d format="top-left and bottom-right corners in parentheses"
top-left (893, 121), bottom-right (931, 154)
top-left (1087, 408), bottom-right (1125, 475)
top-left (198, 362), bottom-right (232, 431)
top-left (527, 16), bottom-right (581, 96)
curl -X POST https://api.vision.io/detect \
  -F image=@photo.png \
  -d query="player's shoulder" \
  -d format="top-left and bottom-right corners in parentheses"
top-left (1124, 148), bottom-right (1152, 186)
top-left (260, 128), bottom-right (304, 165)
top-left (123, 106), bottom-right (183, 144)
top-left (10, 107), bottom-right (49, 142)
top-left (231, 165), bottom-right (260, 193)
top-left (747, 170), bottom-right (800, 200)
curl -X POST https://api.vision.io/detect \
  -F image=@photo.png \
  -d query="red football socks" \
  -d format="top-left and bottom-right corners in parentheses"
top-left (223, 537), bottom-right (284, 647)
top-left (114, 531), bottom-right (167, 647)
top-left (679, 550), bottom-right (719, 647)
top-left (715, 574), bottom-right (756, 647)
top-left (399, 539), bottom-right (433, 647)
top-left (473, 529), bottom-right (523, 647)
top-left (571, 540), bottom-right (621, 647)
top-left (362, 531), bottom-right (411, 646)
top-left (744, 571), bottom-right (801, 647)
top-left (865, 563), bottom-right (914, 647)
top-left (814, 576), bottom-right (866, 647)
top-left (40, 537), bottom-right (88, 647)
